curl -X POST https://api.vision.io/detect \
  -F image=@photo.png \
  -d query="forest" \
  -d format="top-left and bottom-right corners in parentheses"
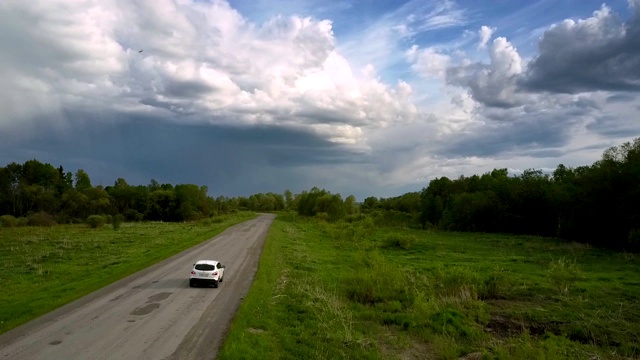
top-left (1, 137), bottom-right (638, 251)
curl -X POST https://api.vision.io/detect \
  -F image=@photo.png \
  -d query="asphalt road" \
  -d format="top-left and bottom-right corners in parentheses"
top-left (0, 213), bottom-right (275, 360)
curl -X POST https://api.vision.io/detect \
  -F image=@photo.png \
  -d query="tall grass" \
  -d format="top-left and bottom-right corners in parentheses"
top-left (219, 216), bottom-right (640, 359)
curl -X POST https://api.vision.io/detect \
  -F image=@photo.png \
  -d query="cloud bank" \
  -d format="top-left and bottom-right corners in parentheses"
top-left (1, 0), bottom-right (639, 199)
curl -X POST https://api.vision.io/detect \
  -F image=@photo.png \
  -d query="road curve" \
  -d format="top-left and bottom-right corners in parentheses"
top-left (0, 214), bottom-right (275, 360)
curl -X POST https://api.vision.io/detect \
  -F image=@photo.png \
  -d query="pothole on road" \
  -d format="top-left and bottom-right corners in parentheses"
top-left (147, 292), bottom-right (172, 302)
top-left (130, 303), bottom-right (160, 315)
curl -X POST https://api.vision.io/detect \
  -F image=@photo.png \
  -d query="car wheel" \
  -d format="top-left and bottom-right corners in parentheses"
top-left (189, 279), bottom-right (195, 287)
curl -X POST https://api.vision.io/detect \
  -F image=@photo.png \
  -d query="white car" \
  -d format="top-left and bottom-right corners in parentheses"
top-left (189, 260), bottom-right (225, 288)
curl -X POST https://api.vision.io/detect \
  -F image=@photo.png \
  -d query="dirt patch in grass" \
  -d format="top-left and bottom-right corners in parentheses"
top-left (378, 327), bottom-right (435, 360)
top-left (484, 314), bottom-right (568, 339)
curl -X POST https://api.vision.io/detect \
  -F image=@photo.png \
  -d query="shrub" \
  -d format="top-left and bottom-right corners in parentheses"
top-left (433, 265), bottom-right (479, 302)
top-left (0, 215), bottom-right (18, 228)
top-left (345, 251), bottom-right (415, 307)
top-left (17, 217), bottom-right (29, 227)
top-left (278, 210), bottom-right (298, 223)
top-left (123, 209), bottom-right (143, 222)
top-left (112, 214), bottom-right (124, 230)
top-left (86, 215), bottom-right (105, 229)
top-left (627, 229), bottom-right (640, 251)
top-left (479, 267), bottom-right (511, 300)
top-left (547, 258), bottom-right (583, 295)
top-left (27, 212), bottom-right (55, 227)
top-left (382, 234), bottom-right (418, 250)
top-left (315, 212), bottom-right (329, 222)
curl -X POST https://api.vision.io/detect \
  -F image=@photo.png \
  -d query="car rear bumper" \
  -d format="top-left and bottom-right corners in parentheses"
top-left (190, 278), bottom-right (219, 285)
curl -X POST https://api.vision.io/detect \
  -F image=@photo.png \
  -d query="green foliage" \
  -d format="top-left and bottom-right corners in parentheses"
top-left (112, 214), bottom-right (124, 230)
top-left (547, 258), bottom-right (583, 295)
top-left (74, 169), bottom-right (92, 191)
top-left (123, 209), bottom-right (143, 222)
top-left (86, 215), bottom-right (105, 229)
top-left (294, 187), bottom-right (355, 221)
top-left (382, 233), bottom-right (418, 250)
top-left (479, 267), bottom-right (511, 300)
top-left (0, 215), bottom-right (17, 228)
top-left (433, 265), bottom-right (479, 303)
top-left (416, 137), bottom-right (640, 250)
top-left (277, 210), bottom-right (298, 223)
top-left (27, 212), bottom-right (55, 227)
top-left (627, 229), bottom-right (640, 251)
top-left (369, 209), bottom-right (417, 228)
top-left (344, 250), bottom-right (415, 308)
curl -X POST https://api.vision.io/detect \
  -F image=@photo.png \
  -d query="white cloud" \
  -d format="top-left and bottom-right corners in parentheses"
top-left (446, 37), bottom-right (525, 108)
top-left (478, 25), bottom-right (495, 48)
top-left (0, 0), bottom-right (419, 149)
top-left (406, 45), bottom-right (451, 79)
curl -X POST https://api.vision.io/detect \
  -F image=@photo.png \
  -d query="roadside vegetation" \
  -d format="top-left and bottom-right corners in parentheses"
top-left (0, 211), bottom-right (256, 334)
top-left (219, 216), bottom-right (640, 359)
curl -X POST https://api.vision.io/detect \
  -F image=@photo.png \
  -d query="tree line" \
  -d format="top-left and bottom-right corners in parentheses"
top-left (0, 161), bottom-right (288, 224)
top-left (417, 138), bottom-right (640, 250)
top-left (1, 137), bottom-right (639, 250)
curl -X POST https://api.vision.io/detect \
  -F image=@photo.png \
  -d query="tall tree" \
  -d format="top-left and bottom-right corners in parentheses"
top-left (74, 169), bottom-right (92, 191)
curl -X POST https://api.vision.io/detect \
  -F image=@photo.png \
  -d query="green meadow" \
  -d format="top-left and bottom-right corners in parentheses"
top-left (219, 215), bottom-right (640, 359)
top-left (0, 212), bottom-right (256, 334)
top-left (2, 212), bottom-right (639, 359)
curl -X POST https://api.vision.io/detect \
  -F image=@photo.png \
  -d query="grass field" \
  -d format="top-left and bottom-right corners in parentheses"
top-left (0, 211), bottom-right (256, 335)
top-left (218, 215), bottom-right (640, 359)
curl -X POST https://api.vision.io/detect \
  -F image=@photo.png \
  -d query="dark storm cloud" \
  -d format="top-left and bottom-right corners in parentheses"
top-left (438, 114), bottom-right (572, 158)
top-left (587, 114), bottom-right (640, 137)
top-left (606, 93), bottom-right (637, 103)
top-left (162, 79), bottom-right (217, 99)
top-left (0, 112), bottom-right (365, 196)
top-left (521, 3), bottom-right (640, 94)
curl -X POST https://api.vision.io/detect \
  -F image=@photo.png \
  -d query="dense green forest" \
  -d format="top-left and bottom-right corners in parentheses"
top-left (1, 137), bottom-right (639, 251)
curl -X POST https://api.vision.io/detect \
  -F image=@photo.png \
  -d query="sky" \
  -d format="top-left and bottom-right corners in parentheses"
top-left (1, 0), bottom-right (639, 200)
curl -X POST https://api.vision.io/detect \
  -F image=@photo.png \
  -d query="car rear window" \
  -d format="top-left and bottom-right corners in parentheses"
top-left (195, 264), bottom-right (216, 271)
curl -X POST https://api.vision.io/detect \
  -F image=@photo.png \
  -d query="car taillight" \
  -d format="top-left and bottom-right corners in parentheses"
top-left (213, 271), bottom-right (218, 276)
top-left (191, 271), bottom-right (196, 275)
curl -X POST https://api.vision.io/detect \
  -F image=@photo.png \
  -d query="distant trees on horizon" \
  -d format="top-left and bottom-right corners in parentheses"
top-left (1, 137), bottom-right (639, 251)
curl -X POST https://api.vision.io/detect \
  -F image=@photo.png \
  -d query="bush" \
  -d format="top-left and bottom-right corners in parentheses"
top-left (278, 210), bottom-right (298, 223)
top-left (86, 215), bottom-right (105, 229)
top-left (315, 212), bottom-right (329, 222)
top-left (479, 267), bottom-right (511, 300)
top-left (123, 209), bottom-right (143, 222)
top-left (433, 265), bottom-right (479, 303)
top-left (382, 234), bottom-right (418, 250)
top-left (627, 229), bottom-right (640, 251)
top-left (547, 258), bottom-right (583, 295)
top-left (27, 212), bottom-right (55, 227)
top-left (345, 251), bottom-right (415, 307)
top-left (17, 217), bottom-right (29, 227)
top-left (112, 214), bottom-right (124, 230)
top-left (0, 215), bottom-right (18, 228)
